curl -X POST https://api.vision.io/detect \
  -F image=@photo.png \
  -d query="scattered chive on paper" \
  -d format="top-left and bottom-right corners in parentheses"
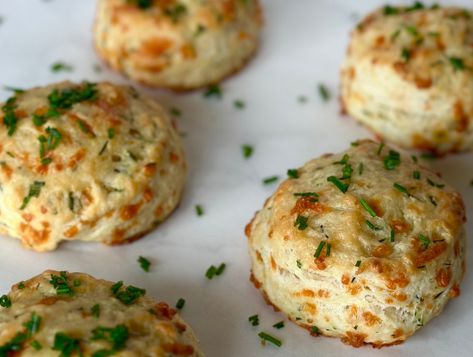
top-left (195, 204), bottom-right (204, 216)
top-left (242, 144), bottom-right (253, 159)
top-left (273, 321), bottom-right (285, 329)
top-left (204, 84), bottom-right (222, 99)
top-left (206, 263), bottom-right (226, 279)
top-left (318, 84), bottom-right (331, 102)
top-left (234, 100), bottom-right (245, 109)
top-left (258, 332), bottom-right (282, 347)
top-left (138, 256), bottom-right (151, 272)
top-left (51, 62), bottom-right (73, 73)
top-left (249, 314), bottom-right (260, 326)
top-left (263, 176), bottom-right (279, 185)
top-left (176, 298), bottom-right (186, 310)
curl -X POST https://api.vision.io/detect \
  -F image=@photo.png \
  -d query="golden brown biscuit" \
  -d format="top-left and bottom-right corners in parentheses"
top-left (341, 4), bottom-right (473, 154)
top-left (0, 270), bottom-right (203, 356)
top-left (0, 81), bottom-right (186, 251)
top-left (246, 140), bottom-right (466, 347)
top-left (94, 0), bottom-right (263, 90)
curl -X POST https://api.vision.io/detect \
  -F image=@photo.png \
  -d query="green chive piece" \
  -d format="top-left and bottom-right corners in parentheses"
top-left (258, 332), bottom-right (282, 347)
top-left (294, 215), bottom-right (309, 230)
top-left (359, 198), bottom-right (377, 217)
top-left (355, 260), bottom-right (361, 267)
top-left (138, 256), bottom-right (151, 272)
top-left (418, 234), bottom-right (430, 249)
top-left (296, 260), bottom-right (302, 269)
top-left (390, 229), bottom-right (395, 242)
top-left (449, 57), bottom-right (465, 71)
top-left (327, 176), bottom-right (349, 193)
top-left (195, 204), bottom-right (204, 216)
top-left (206, 263), bottom-right (226, 279)
top-left (293, 192), bottom-right (319, 198)
top-left (365, 220), bottom-right (382, 230)
top-left (377, 143), bottom-right (385, 155)
top-left (326, 243), bottom-right (332, 257)
top-left (393, 182), bottom-right (409, 195)
top-left (318, 84), bottom-right (331, 102)
top-left (51, 62), bottom-right (73, 73)
top-left (263, 176), bottom-right (279, 185)
top-left (401, 48), bottom-right (411, 61)
top-left (91, 304), bottom-right (101, 318)
top-left (249, 314), bottom-right (259, 326)
top-left (20, 181), bottom-right (45, 210)
top-left (234, 100), bottom-right (245, 109)
top-left (273, 321), bottom-right (285, 329)
top-left (204, 84), bottom-right (222, 99)
top-left (314, 241), bottom-right (326, 258)
top-left (0, 295), bottom-right (11, 308)
top-left (287, 169), bottom-right (299, 179)
top-left (176, 298), bottom-right (186, 310)
top-left (413, 170), bottom-right (421, 179)
top-left (384, 150), bottom-right (401, 170)
top-left (242, 145), bottom-right (253, 159)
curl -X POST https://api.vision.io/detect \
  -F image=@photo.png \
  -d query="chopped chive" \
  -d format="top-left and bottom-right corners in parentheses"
top-left (426, 178), bottom-right (445, 188)
top-left (359, 198), bottom-right (377, 217)
top-left (293, 192), bottom-right (319, 198)
top-left (258, 332), bottom-right (282, 347)
top-left (287, 169), bottom-right (299, 179)
top-left (51, 61), bottom-right (73, 73)
top-left (98, 141), bottom-right (108, 156)
top-left (107, 128), bottom-right (115, 139)
top-left (358, 162), bottom-right (364, 175)
top-left (31, 340), bottom-right (42, 350)
top-left (204, 84), bottom-right (222, 99)
top-left (249, 314), bottom-right (259, 326)
top-left (18, 282), bottom-right (25, 289)
top-left (0, 295), bottom-right (11, 308)
top-left (383, 5), bottom-right (399, 15)
top-left (318, 84), bottom-right (331, 102)
top-left (326, 243), bottom-right (331, 257)
top-left (390, 229), bottom-right (395, 242)
top-left (263, 176), bottom-right (279, 185)
top-left (393, 182), bottom-right (409, 195)
top-left (341, 163), bottom-right (353, 179)
top-left (242, 145), bottom-right (253, 159)
top-left (296, 260), bottom-right (302, 269)
top-left (365, 220), bottom-right (382, 230)
top-left (195, 204), bottom-right (204, 216)
top-left (384, 150), bottom-right (401, 170)
top-left (170, 107), bottom-right (181, 116)
top-left (311, 326), bottom-right (320, 335)
top-left (355, 260), bottom-right (361, 267)
top-left (377, 143), bottom-right (385, 155)
top-left (176, 298), bottom-right (186, 310)
top-left (273, 321), bottom-right (285, 329)
top-left (206, 263), bottom-right (226, 279)
top-left (294, 215), bottom-right (309, 231)
top-left (334, 154), bottom-right (349, 165)
top-left (418, 234), bottom-right (430, 249)
top-left (91, 304), bottom-right (100, 318)
top-left (314, 241), bottom-right (326, 258)
top-left (20, 181), bottom-right (45, 210)
top-left (327, 176), bottom-right (349, 193)
top-left (138, 256), bottom-right (151, 272)
top-left (449, 57), bottom-right (465, 71)
top-left (234, 100), bottom-right (245, 109)
top-left (429, 195), bottom-right (437, 206)
top-left (413, 170), bottom-right (421, 179)
top-left (411, 155), bottom-right (418, 163)
top-left (401, 48), bottom-right (411, 62)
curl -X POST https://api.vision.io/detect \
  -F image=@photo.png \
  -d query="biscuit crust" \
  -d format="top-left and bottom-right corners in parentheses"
top-left (0, 270), bottom-right (203, 356)
top-left (94, 0), bottom-right (263, 90)
top-left (341, 5), bottom-right (473, 154)
top-left (246, 140), bottom-right (466, 347)
top-left (0, 81), bottom-right (186, 251)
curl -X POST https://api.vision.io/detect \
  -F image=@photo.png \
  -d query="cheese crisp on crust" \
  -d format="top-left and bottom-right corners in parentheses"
top-left (246, 140), bottom-right (466, 347)
top-left (0, 81), bottom-right (186, 251)
top-left (94, 0), bottom-right (262, 90)
top-left (341, 4), bottom-right (473, 154)
top-left (0, 270), bottom-right (203, 356)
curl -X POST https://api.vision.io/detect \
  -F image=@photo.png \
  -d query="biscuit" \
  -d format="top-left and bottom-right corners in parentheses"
top-left (94, 0), bottom-right (263, 90)
top-left (341, 4), bottom-right (473, 154)
top-left (0, 270), bottom-right (203, 356)
top-left (246, 140), bottom-right (466, 347)
top-left (0, 81), bottom-right (186, 251)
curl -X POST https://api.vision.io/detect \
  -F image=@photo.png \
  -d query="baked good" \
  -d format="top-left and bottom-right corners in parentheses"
top-left (0, 81), bottom-right (186, 251)
top-left (341, 4), bottom-right (473, 154)
top-left (94, 0), bottom-right (263, 90)
top-left (0, 270), bottom-right (203, 356)
top-left (246, 139), bottom-right (466, 347)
